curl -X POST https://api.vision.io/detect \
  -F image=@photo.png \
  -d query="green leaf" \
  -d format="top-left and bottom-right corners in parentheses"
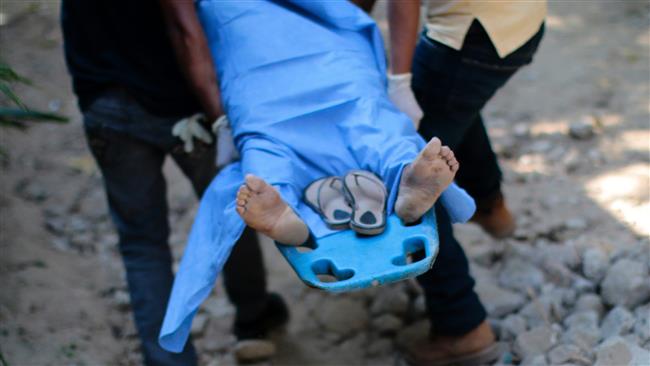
top-left (0, 83), bottom-right (27, 109)
top-left (0, 107), bottom-right (69, 123)
top-left (0, 63), bottom-right (32, 84)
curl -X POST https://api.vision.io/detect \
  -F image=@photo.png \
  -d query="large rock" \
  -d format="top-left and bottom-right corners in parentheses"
top-left (547, 344), bottom-right (590, 365)
top-left (574, 294), bottom-right (605, 319)
top-left (568, 117), bottom-right (596, 140)
top-left (582, 247), bottom-right (609, 283)
top-left (370, 287), bottom-right (409, 317)
top-left (536, 242), bottom-right (581, 270)
top-left (601, 306), bottom-right (634, 339)
top-left (595, 336), bottom-right (650, 366)
top-left (475, 281), bottom-right (526, 318)
top-left (562, 311), bottom-right (601, 350)
top-left (371, 314), bottom-right (403, 335)
top-left (498, 259), bottom-right (545, 292)
top-left (634, 304), bottom-right (650, 343)
top-left (514, 326), bottom-right (558, 358)
top-left (519, 295), bottom-right (566, 328)
top-left (520, 354), bottom-right (547, 366)
top-left (316, 298), bottom-right (368, 336)
top-left (601, 259), bottom-right (650, 307)
top-left (500, 314), bottom-right (527, 341)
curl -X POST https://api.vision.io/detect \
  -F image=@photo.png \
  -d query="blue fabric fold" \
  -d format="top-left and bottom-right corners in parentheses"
top-left (159, 0), bottom-right (475, 353)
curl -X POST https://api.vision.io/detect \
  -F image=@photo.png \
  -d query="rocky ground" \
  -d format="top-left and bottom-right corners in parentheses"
top-left (1, 1), bottom-right (649, 365)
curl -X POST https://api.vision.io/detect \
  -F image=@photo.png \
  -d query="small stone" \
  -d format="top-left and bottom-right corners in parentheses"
top-left (536, 242), bottom-right (581, 270)
top-left (565, 218), bottom-right (588, 231)
top-left (15, 179), bottom-right (49, 202)
top-left (548, 287), bottom-right (577, 308)
top-left (113, 290), bottom-right (131, 311)
top-left (191, 313), bottom-right (209, 337)
top-left (50, 237), bottom-right (71, 251)
top-left (67, 216), bottom-right (90, 234)
top-left (200, 334), bottom-right (235, 353)
top-left (582, 248), bottom-right (608, 283)
top-left (572, 276), bottom-right (596, 294)
top-left (529, 140), bottom-right (552, 153)
top-left (202, 297), bottom-right (235, 319)
top-left (476, 282), bottom-right (526, 318)
top-left (501, 314), bottom-right (527, 341)
top-left (513, 124), bottom-right (530, 138)
top-left (595, 336), bottom-right (650, 366)
top-left (521, 354), bottom-right (547, 366)
top-left (574, 294), bottom-right (605, 319)
top-left (498, 259), bottom-right (545, 292)
top-left (317, 298), bottom-right (368, 336)
top-left (514, 326), bottom-right (558, 358)
top-left (466, 243), bottom-right (496, 266)
top-left (601, 259), bottom-right (650, 307)
top-left (370, 287), bottom-right (409, 317)
top-left (395, 320), bottom-right (428, 352)
top-left (568, 118), bottom-right (596, 140)
top-left (634, 304), bottom-right (650, 342)
top-left (548, 344), bottom-right (589, 365)
top-left (519, 295), bottom-right (566, 328)
top-left (564, 311), bottom-right (599, 330)
top-left (562, 311), bottom-right (601, 350)
top-left (45, 217), bottom-right (66, 235)
top-left (601, 306), bottom-right (635, 339)
top-left (366, 337), bottom-right (392, 357)
top-left (541, 261), bottom-right (575, 288)
top-left (337, 333), bottom-right (367, 362)
top-left (371, 314), bottom-right (403, 335)
top-left (413, 295), bottom-right (426, 317)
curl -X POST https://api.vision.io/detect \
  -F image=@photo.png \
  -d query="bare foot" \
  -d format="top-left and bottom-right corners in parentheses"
top-left (395, 137), bottom-right (459, 224)
top-left (236, 174), bottom-right (309, 246)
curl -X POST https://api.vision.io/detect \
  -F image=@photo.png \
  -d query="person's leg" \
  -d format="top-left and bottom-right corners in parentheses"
top-left (83, 95), bottom-right (197, 366)
top-left (412, 21), bottom-right (544, 237)
top-left (417, 203), bottom-right (486, 335)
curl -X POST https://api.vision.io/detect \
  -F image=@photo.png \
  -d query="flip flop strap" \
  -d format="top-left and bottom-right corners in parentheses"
top-left (352, 173), bottom-right (387, 197)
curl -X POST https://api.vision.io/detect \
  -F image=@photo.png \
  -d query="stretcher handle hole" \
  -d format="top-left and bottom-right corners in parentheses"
top-left (392, 237), bottom-right (427, 266)
top-left (312, 259), bottom-right (354, 283)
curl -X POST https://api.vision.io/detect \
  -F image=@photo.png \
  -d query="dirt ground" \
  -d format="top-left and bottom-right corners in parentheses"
top-left (0, 1), bottom-right (648, 365)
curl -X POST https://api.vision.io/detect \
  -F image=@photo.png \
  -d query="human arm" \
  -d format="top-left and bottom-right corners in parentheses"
top-left (387, 1), bottom-right (420, 74)
top-left (386, 1), bottom-right (423, 127)
top-left (159, 0), bottom-right (223, 122)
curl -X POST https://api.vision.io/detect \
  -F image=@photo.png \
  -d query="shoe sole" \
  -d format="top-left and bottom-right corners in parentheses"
top-left (234, 339), bottom-right (276, 363)
top-left (402, 342), bottom-right (506, 366)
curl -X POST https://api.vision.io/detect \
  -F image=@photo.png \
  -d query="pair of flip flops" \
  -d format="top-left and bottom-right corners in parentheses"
top-left (304, 170), bottom-right (387, 235)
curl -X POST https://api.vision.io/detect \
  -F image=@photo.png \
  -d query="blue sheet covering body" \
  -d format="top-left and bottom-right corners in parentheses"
top-left (159, 0), bottom-right (475, 352)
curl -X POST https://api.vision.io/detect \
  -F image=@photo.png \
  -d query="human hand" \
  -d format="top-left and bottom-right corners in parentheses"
top-left (387, 73), bottom-right (423, 129)
top-left (211, 115), bottom-right (240, 168)
top-left (171, 113), bottom-right (213, 153)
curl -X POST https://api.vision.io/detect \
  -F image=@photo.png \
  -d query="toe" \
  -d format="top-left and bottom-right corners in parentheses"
top-left (237, 198), bottom-right (247, 207)
top-left (440, 146), bottom-right (452, 158)
top-left (450, 161), bottom-right (460, 173)
top-left (245, 174), bottom-right (267, 192)
top-left (236, 205), bottom-right (246, 217)
top-left (421, 137), bottom-right (442, 159)
top-left (237, 185), bottom-right (251, 199)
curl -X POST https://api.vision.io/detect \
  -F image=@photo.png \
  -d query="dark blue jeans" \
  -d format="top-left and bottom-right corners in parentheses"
top-left (414, 22), bottom-right (544, 336)
top-left (83, 89), bottom-right (268, 366)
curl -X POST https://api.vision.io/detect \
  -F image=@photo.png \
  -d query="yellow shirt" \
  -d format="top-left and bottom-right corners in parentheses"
top-left (424, 0), bottom-right (547, 58)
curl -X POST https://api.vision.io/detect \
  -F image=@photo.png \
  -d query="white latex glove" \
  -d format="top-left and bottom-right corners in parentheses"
top-left (211, 115), bottom-right (240, 168)
top-left (172, 113), bottom-right (213, 153)
top-left (387, 73), bottom-right (424, 130)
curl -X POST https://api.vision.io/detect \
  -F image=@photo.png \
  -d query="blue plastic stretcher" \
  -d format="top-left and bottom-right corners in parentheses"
top-left (276, 210), bottom-right (439, 292)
